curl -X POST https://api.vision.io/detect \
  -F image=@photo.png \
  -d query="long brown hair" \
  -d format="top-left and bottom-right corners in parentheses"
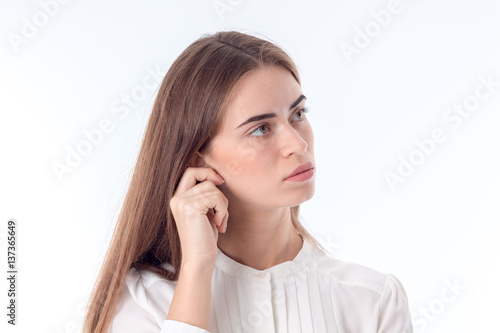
top-left (83, 30), bottom-right (324, 333)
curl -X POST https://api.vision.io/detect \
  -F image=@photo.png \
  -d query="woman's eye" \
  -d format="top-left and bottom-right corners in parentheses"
top-left (250, 124), bottom-right (269, 137)
top-left (292, 107), bottom-right (309, 121)
top-left (249, 108), bottom-right (309, 137)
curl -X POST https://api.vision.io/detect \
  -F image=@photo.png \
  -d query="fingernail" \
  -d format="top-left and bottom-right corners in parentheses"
top-left (218, 174), bottom-right (225, 183)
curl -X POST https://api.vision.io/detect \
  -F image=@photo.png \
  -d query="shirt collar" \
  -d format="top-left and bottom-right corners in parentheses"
top-left (214, 236), bottom-right (316, 281)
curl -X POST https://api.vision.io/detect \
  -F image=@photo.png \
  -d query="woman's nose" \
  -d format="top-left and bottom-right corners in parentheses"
top-left (281, 125), bottom-right (308, 157)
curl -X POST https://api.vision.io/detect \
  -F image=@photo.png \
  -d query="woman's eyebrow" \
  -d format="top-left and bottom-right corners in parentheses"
top-left (235, 95), bottom-right (307, 130)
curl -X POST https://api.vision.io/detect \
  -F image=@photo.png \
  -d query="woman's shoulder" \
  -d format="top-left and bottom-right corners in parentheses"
top-left (308, 244), bottom-right (402, 296)
top-left (109, 264), bottom-right (182, 332)
top-left (304, 243), bottom-right (413, 331)
top-left (125, 264), bottom-right (176, 288)
top-left (112, 264), bottom-right (178, 327)
top-left (122, 263), bottom-right (178, 306)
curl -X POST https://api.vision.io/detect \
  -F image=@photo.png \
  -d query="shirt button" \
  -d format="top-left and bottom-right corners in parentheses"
top-left (257, 272), bottom-right (267, 278)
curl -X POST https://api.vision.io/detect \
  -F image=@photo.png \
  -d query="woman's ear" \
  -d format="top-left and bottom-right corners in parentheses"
top-left (187, 151), bottom-right (210, 168)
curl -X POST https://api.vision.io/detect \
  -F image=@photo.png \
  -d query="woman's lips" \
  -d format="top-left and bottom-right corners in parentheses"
top-left (285, 168), bottom-right (314, 181)
top-left (285, 162), bottom-right (314, 180)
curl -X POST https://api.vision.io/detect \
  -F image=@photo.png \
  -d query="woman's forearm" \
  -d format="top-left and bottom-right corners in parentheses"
top-left (167, 260), bottom-right (214, 331)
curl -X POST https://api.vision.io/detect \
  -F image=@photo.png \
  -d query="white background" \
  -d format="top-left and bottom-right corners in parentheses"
top-left (1, 0), bottom-right (499, 332)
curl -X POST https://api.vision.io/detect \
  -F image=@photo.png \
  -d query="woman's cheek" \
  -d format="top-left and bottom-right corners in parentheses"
top-left (216, 141), bottom-right (260, 181)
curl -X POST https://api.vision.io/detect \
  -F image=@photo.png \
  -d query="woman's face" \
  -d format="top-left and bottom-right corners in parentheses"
top-left (200, 65), bottom-right (315, 209)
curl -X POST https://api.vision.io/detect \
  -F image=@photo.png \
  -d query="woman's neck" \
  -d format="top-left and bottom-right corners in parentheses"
top-left (216, 206), bottom-right (304, 270)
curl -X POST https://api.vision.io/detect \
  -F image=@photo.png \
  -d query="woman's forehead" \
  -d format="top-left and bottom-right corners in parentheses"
top-left (222, 66), bottom-right (303, 125)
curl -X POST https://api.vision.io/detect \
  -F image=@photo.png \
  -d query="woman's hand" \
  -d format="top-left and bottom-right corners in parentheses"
top-left (169, 167), bottom-right (228, 266)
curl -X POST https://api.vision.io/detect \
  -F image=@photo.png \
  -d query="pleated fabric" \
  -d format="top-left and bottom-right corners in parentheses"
top-left (110, 239), bottom-right (414, 333)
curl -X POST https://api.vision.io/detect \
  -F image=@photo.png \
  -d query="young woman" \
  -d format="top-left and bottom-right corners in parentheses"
top-left (83, 30), bottom-right (414, 333)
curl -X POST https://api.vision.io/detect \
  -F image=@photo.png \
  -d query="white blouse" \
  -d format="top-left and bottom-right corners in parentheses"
top-left (109, 238), bottom-right (414, 332)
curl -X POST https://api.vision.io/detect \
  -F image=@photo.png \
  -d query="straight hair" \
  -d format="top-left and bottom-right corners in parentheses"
top-left (83, 30), bottom-right (324, 333)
